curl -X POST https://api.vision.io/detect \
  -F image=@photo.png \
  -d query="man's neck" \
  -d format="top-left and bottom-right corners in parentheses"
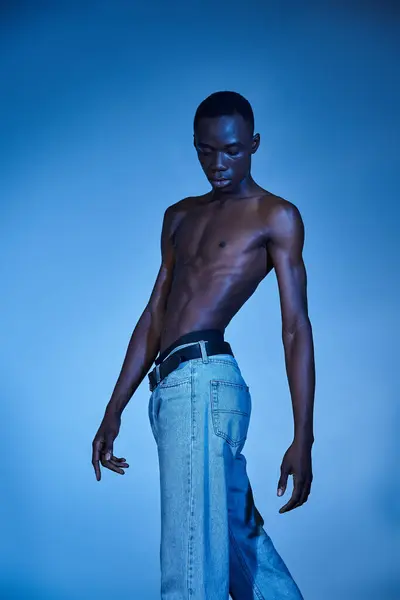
top-left (210, 176), bottom-right (263, 203)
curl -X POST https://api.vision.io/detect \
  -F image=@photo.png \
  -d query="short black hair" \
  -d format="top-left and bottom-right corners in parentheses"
top-left (193, 91), bottom-right (254, 135)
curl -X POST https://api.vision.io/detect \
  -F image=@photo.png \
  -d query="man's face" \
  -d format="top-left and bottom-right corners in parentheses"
top-left (194, 113), bottom-right (258, 193)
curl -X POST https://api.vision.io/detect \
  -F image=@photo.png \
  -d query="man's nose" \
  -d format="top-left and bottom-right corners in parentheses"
top-left (210, 152), bottom-right (226, 171)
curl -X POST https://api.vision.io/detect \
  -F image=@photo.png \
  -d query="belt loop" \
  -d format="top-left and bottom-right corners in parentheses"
top-left (199, 340), bottom-right (209, 363)
top-left (155, 364), bottom-right (161, 384)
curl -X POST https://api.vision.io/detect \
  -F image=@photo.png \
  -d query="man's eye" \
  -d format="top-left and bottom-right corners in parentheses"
top-left (227, 149), bottom-right (240, 156)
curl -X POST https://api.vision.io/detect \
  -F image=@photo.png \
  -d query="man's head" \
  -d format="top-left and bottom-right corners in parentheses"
top-left (193, 91), bottom-right (260, 193)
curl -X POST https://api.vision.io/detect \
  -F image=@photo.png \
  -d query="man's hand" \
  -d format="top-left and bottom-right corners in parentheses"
top-left (277, 438), bottom-right (313, 513)
top-left (92, 411), bottom-right (129, 481)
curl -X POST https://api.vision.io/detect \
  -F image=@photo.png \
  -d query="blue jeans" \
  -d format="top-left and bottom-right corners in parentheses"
top-left (148, 334), bottom-right (303, 600)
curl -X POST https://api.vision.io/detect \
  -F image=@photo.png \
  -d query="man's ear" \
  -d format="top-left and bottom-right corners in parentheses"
top-left (251, 133), bottom-right (260, 154)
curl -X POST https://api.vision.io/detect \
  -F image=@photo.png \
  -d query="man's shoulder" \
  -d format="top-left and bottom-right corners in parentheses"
top-left (167, 194), bottom-right (207, 214)
top-left (258, 193), bottom-right (303, 244)
top-left (259, 191), bottom-right (300, 217)
top-left (162, 195), bottom-right (205, 238)
top-left (165, 194), bottom-right (208, 227)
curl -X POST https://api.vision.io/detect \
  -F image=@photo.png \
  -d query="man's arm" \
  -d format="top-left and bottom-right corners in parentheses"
top-left (266, 200), bottom-right (315, 512)
top-left (105, 205), bottom-right (177, 417)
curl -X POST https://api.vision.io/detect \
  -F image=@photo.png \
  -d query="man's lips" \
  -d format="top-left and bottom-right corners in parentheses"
top-left (210, 178), bottom-right (231, 188)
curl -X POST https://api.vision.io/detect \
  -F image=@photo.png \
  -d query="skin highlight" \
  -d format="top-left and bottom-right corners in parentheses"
top-left (92, 110), bottom-right (315, 515)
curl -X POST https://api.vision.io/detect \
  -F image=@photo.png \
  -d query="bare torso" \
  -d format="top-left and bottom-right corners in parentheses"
top-left (159, 188), bottom-right (281, 353)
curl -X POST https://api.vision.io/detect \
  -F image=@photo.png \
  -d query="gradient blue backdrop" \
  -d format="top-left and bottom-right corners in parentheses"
top-left (1, 2), bottom-right (398, 599)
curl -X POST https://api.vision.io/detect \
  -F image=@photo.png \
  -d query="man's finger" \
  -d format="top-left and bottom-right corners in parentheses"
top-left (298, 481), bottom-right (312, 506)
top-left (279, 493), bottom-right (301, 513)
top-left (277, 467), bottom-right (290, 496)
top-left (110, 457), bottom-right (129, 468)
top-left (279, 479), bottom-right (303, 513)
top-left (100, 456), bottom-right (125, 475)
top-left (92, 439), bottom-right (104, 481)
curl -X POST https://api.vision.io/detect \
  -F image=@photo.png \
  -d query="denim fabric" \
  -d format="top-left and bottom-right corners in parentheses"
top-left (148, 338), bottom-right (304, 600)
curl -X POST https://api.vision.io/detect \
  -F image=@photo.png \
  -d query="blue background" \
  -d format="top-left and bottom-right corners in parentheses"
top-left (1, 2), bottom-right (398, 599)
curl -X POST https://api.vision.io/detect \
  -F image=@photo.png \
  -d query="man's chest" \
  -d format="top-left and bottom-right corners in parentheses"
top-left (173, 198), bottom-right (268, 266)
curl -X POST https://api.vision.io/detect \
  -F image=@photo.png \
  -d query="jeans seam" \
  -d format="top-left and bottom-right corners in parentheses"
top-left (158, 377), bottom-right (192, 390)
top-left (228, 523), bottom-right (265, 600)
top-left (187, 364), bottom-right (194, 597)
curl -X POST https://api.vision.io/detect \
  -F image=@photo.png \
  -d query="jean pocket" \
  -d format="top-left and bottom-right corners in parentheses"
top-left (210, 380), bottom-right (251, 446)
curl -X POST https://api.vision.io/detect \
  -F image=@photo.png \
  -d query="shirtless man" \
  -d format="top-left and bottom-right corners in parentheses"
top-left (92, 91), bottom-right (315, 599)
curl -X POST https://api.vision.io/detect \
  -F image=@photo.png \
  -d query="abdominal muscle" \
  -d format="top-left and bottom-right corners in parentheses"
top-left (159, 254), bottom-right (266, 354)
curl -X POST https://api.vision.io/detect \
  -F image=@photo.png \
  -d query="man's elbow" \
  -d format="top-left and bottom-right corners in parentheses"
top-left (282, 315), bottom-right (312, 340)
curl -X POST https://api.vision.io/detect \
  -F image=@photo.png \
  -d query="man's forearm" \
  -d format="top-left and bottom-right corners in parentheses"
top-left (106, 307), bottom-right (162, 417)
top-left (282, 319), bottom-right (315, 443)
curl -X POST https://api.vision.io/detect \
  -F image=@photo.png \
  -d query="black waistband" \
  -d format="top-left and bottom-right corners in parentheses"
top-left (155, 328), bottom-right (225, 365)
